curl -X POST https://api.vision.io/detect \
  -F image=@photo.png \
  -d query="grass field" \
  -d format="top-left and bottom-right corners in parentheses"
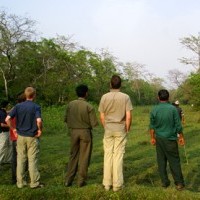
top-left (0, 105), bottom-right (200, 200)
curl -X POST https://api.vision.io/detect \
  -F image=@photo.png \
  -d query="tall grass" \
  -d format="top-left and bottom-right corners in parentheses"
top-left (0, 105), bottom-right (200, 199)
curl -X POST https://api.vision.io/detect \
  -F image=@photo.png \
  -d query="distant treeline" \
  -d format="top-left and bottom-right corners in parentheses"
top-left (1, 9), bottom-right (200, 108)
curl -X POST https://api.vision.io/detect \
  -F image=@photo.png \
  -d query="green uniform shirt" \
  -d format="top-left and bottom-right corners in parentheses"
top-left (149, 102), bottom-right (183, 140)
top-left (64, 98), bottom-right (98, 129)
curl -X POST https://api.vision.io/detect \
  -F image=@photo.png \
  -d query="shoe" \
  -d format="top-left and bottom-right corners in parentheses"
top-left (78, 182), bottom-right (86, 187)
top-left (31, 183), bottom-right (45, 189)
top-left (17, 185), bottom-right (24, 189)
top-left (17, 181), bottom-right (28, 189)
top-left (104, 185), bottom-right (111, 191)
top-left (176, 184), bottom-right (185, 191)
top-left (113, 186), bottom-right (124, 192)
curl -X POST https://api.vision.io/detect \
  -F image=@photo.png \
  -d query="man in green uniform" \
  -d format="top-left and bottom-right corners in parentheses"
top-left (64, 84), bottom-right (98, 187)
top-left (149, 89), bottom-right (185, 190)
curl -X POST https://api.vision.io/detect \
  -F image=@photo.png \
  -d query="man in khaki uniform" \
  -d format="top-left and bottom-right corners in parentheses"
top-left (64, 84), bottom-right (98, 187)
top-left (98, 75), bottom-right (133, 192)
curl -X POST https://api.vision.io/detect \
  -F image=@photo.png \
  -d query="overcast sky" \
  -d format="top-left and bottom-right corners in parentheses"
top-left (1, 0), bottom-right (199, 83)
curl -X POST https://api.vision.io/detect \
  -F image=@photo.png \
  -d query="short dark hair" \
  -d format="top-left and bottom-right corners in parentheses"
top-left (158, 89), bottom-right (169, 101)
top-left (0, 100), bottom-right (9, 108)
top-left (17, 93), bottom-right (26, 103)
top-left (111, 75), bottom-right (121, 89)
top-left (76, 84), bottom-right (88, 97)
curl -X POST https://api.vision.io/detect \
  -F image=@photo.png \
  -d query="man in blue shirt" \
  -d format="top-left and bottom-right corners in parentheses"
top-left (149, 89), bottom-right (185, 191)
top-left (6, 87), bottom-right (43, 189)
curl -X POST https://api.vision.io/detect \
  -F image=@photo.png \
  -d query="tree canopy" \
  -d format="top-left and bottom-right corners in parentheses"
top-left (3, 9), bottom-right (200, 108)
top-left (0, 9), bottom-right (165, 106)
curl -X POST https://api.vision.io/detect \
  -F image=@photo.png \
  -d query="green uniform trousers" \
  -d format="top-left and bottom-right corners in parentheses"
top-left (156, 137), bottom-right (184, 186)
top-left (65, 129), bottom-right (92, 185)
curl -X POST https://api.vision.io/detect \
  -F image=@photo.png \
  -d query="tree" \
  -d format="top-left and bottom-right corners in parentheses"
top-left (167, 69), bottom-right (187, 88)
top-left (123, 62), bottom-right (144, 102)
top-left (121, 61), bottom-right (165, 105)
top-left (33, 38), bottom-right (75, 104)
top-left (0, 9), bottom-right (36, 98)
top-left (149, 77), bottom-right (164, 90)
top-left (187, 73), bottom-right (200, 108)
top-left (179, 33), bottom-right (200, 73)
top-left (88, 49), bottom-right (117, 102)
top-left (8, 40), bottom-right (42, 98)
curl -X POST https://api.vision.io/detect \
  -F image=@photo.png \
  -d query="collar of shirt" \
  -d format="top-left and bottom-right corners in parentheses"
top-left (159, 101), bottom-right (169, 105)
top-left (110, 89), bottom-right (120, 92)
top-left (78, 97), bottom-right (86, 101)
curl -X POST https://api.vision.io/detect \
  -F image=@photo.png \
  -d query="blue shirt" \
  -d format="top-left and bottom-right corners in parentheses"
top-left (9, 100), bottom-right (41, 137)
top-left (149, 102), bottom-right (183, 140)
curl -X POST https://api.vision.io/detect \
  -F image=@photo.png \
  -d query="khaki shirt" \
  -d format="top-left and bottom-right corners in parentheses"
top-left (64, 98), bottom-right (98, 129)
top-left (98, 89), bottom-right (133, 131)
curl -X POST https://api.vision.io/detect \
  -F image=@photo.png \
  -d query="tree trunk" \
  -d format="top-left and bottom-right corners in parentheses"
top-left (0, 67), bottom-right (8, 99)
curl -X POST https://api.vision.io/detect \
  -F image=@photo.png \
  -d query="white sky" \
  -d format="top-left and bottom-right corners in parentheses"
top-left (1, 0), bottom-right (199, 83)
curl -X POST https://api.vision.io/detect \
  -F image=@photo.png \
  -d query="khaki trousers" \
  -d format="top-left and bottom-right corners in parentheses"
top-left (103, 130), bottom-right (127, 188)
top-left (0, 131), bottom-right (12, 164)
top-left (17, 135), bottom-right (40, 188)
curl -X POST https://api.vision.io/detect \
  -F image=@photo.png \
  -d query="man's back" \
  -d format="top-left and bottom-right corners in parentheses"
top-left (99, 89), bottom-right (132, 131)
top-left (150, 102), bottom-right (182, 140)
top-left (66, 98), bottom-right (97, 129)
top-left (10, 100), bottom-right (41, 137)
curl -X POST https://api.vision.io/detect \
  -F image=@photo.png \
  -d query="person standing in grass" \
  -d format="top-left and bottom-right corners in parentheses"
top-left (149, 89), bottom-right (185, 191)
top-left (6, 87), bottom-right (44, 189)
top-left (0, 100), bottom-right (12, 165)
top-left (9, 94), bottom-right (26, 184)
top-left (98, 75), bottom-right (133, 192)
top-left (173, 100), bottom-right (185, 124)
top-left (64, 84), bottom-right (98, 187)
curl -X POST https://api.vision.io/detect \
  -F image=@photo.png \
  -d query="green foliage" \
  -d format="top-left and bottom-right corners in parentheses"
top-left (0, 31), bottom-right (119, 105)
top-left (180, 34), bottom-right (200, 72)
top-left (2, 10), bottom-right (200, 112)
top-left (0, 106), bottom-right (200, 199)
top-left (0, 9), bottom-right (165, 106)
top-left (176, 73), bottom-right (200, 109)
top-left (188, 73), bottom-right (200, 108)
top-left (122, 79), bottom-right (158, 106)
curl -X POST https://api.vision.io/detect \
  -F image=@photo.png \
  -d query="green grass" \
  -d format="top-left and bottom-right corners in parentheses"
top-left (0, 105), bottom-right (200, 199)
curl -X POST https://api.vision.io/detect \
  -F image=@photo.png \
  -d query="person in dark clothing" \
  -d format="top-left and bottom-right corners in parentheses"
top-left (173, 100), bottom-right (185, 124)
top-left (0, 100), bottom-right (12, 165)
top-left (149, 89), bottom-right (185, 191)
top-left (64, 84), bottom-right (98, 187)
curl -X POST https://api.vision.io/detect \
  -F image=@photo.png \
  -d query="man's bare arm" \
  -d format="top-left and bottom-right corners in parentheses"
top-left (150, 129), bottom-right (156, 145)
top-left (126, 110), bottom-right (132, 133)
top-left (99, 112), bottom-right (105, 128)
top-left (35, 118), bottom-right (43, 137)
top-left (5, 116), bottom-right (13, 129)
top-left (5, 116), bottom-right (18, 138)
